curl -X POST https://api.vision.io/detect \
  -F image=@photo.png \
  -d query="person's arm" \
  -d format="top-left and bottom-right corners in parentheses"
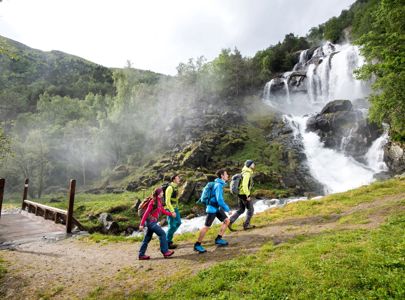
top-left (215, 185), bottom-right (230, 212)
top-left (161, 205), bottom-right (175, 217)
top-left (241, 173), bottom-right (251, 197)
top-left (165, 186), bottom-right (175, 212)
top-left (140, 200), bottom-right (154, 227)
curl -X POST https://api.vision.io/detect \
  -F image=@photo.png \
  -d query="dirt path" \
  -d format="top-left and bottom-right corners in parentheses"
top-left (1, 193), bottom-right (404, 299)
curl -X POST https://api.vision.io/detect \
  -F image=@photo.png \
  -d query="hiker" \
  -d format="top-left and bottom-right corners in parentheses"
top-left (165, 174), bottom-right (182, 249)
top-left (138, 187), bottom-right (176, 260)
top-left (194, 168), bottom-right (231, 253)
top-left (229, 160), bottom-right (255, 230)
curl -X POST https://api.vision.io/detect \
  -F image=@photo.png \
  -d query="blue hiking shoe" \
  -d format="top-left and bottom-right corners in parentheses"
top-left (194, 243), bottom-right (207, 253)
top-left (215, 238), bottom-right (229, 246)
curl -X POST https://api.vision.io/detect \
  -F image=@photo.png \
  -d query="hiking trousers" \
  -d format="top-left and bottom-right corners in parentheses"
top-left (166, 207), bottom-right (182, 243)
top-left (139, 221), bottom-right (168, 256)
top-left (230, 195), bottom-right (254, 228)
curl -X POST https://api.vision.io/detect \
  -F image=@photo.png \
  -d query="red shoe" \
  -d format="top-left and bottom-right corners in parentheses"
top-left (163, 250), bottom-right (174, 258)
top-left (139, 255), bottom-right (150, 260)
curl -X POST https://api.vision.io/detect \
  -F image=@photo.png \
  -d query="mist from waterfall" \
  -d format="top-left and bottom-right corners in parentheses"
top-left (263, 42), bottom-right (388, 194)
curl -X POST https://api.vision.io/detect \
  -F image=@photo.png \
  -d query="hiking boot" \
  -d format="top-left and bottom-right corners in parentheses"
top-left (138, 255), bottom-right (150, 260)
top-left (215, 238), bottom-right (229, 246)
top-left (228, 223), bottom-right (236, 232)
top-left (194, 243), bottom-right (207, 253)
top-left (163, 250), bottom-right (175, 258)
top-left (168, 242), bottom-right (178, 249)
top-left (243, 224), bottom-right (256, 230)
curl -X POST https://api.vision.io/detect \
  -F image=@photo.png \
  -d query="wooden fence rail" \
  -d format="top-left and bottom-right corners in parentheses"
top-left (0, 178), bottom-right (4, 218)
top-left (21, 178), bottom-right (84, 233)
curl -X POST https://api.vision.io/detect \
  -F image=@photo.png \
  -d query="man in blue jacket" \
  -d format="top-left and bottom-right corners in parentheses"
top-left (194, 168), bottom-right (231, 253)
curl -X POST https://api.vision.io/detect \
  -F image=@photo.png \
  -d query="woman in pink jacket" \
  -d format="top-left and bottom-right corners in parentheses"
top-left (138, 187), bottom-right (176, 260)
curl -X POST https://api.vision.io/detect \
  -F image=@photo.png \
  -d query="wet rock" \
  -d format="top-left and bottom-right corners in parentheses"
top-left (179, 180), bottom-right (197, 203)
top-left (384, 142), bottom-right (405, 174)
top-left (306, 100), bottom-right (382, 160)
top-left (98, 213), bottom-right (119, 234)
top-left (99, 213), bottom-right (113, 223)
top-left (266, 118), bottom-right (324, 194)
top-left (373, 171), bottom-right (392, 181)
top-left (127, 181), bottom-right (139, 192)
top-left (253, 172), bottom-right (273, 184)
top-left (320, 99), bottom-right (353, 114)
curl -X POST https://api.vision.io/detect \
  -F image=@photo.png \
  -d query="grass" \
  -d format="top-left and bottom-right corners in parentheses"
top-left (144, 213), bottom-right (405, 299)
top-left (0, 256), bottom-right (7, 281)
top-left (80, 232), bottom-right (143, 244)
top-left (174, 177), bottom-right (405, 243)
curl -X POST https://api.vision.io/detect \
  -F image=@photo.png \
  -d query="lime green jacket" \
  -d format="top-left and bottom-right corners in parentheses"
top-left (240, 166), bottom-right (254, 197)
top-left (165, 183), bottom-right (179, 213)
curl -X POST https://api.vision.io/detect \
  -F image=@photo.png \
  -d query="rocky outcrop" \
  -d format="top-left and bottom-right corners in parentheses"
top-left (384, 142), bottom-right (405, 174)
top-left (306, 100), bottom-right (382, 161)
top-left (265, 117), bottom-right (324, 194)
top-left (98, 213), bottom-right (119, 234)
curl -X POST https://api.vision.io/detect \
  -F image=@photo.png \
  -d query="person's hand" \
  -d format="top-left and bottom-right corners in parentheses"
top-left (172, 212), bottom-right (177, 218)
top-left (247, 196), bottom-right (251, 201)
top-left (139, 225), bottom-right (144, 231)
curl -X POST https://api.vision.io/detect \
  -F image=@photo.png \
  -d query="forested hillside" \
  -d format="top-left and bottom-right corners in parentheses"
top-left (0, 0), bottom-right (403, 197)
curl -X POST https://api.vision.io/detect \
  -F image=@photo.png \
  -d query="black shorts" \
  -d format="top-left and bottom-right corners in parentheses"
top-left (204, 209), bottom-right (228, 227)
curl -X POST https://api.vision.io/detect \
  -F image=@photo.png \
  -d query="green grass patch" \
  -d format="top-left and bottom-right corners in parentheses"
top-left (0, 256), bottom-right (7, 281)
top-left (146, 212), bottom-right (405, 299)
top-left (79, 233), bottom-right (143, 244)
top-left (251, 178), bottom-right (405, 227)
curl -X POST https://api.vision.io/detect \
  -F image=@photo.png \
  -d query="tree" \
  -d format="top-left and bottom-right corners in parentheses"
top-left (356, 0), bottom-right (405, 140)
top-left (10, 130), bottom-right (50, 198)
top-left (0, 128), bottom-right (11, 162)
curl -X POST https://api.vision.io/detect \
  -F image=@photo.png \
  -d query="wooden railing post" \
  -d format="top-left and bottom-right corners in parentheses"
top-left (0, 178), bottom-right (5, 218)
top-left (22, 178), bottom-right (29, 210)
top-left (66, 179), bottom-right (76, 234)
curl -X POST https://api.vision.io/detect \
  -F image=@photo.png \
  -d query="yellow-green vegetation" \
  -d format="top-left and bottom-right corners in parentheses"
top-left (148, 214), bottom-right (405, 299)
top-left (80, 233), bottom-right (143, 244)
top-left (172, 178), bottom-right (405, 244)
top-left (124, 178), bottom-right (404, 299)
top-left (0, 256), bottom-right (7, 281)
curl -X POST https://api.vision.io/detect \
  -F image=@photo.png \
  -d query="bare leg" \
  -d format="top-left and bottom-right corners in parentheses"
top-left (219, 218), bottom-right (230, 236)
top-left (197, 226), bottom-right (210, 243)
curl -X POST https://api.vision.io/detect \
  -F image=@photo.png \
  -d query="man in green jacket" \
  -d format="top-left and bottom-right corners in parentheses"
top-left (229, 160), bottom-right (255, 230)
top-left (165, 174), bottom-right (182, 249)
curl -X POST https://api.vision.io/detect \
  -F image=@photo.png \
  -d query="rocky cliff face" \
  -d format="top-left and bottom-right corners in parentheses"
top-left (306, 100), bottom-right (382, 163)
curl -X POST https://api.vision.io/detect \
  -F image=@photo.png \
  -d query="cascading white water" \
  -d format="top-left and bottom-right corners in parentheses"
top-left (284, 115), bottom-right (375, 194)
top-left (264, 42), bottom-right (388, 194)
top-left (366, 127), bottom-right (389, 173)
top-left (282, 78), bottom-right (291, 104)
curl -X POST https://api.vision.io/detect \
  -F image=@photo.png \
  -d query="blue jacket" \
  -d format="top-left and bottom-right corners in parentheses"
top-left (206, 178), bottom-right (230, 214)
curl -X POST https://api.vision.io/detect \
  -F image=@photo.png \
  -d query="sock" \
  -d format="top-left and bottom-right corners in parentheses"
top-left (195, 242), bottom-right (201, 246)
top-left (216, 235), bottom-right (222, 240)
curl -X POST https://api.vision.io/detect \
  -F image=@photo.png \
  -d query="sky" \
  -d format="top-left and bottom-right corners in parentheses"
top-left (0, 0), bottom-right (355, 75)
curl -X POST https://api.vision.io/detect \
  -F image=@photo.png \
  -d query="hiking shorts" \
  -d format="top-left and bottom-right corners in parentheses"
top-left (205, 209), bottom-right (228, 227)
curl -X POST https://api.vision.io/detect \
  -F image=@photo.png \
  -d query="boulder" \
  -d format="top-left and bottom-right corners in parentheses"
top-left (384, 142), bottom-right (405, 174)
top-left (98, 213), bottom-right (120, 234)
top-left (179, 180), bottom-right (197, 203)
top-left (306, 100), bottom-right (382, 160)
top-left (320, 99), bottom-right (352, 114)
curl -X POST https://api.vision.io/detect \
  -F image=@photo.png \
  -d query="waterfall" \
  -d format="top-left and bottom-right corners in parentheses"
top-left (282, 78), bottom-right (291, 104)
top-left (366, 127), bottom-right (389, 173)
top-left (264, 42), bottom-right (388, 194)
top-left (284, 115), bottom-right (375, 194)
top-left (263, 79), bottom-right (273, 100)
